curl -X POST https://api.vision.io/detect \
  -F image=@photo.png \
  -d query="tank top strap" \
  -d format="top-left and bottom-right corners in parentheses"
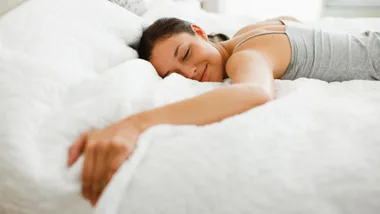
top-left (232, 31), bottom-right (286, 53)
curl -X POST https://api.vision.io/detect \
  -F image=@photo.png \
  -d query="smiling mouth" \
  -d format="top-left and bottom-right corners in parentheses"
top-left (200, 64), bottom-right (208, 82)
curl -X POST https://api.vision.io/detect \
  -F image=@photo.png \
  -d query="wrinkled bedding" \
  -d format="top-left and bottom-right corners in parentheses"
top-left (1, 0), bottom-right (380, 214)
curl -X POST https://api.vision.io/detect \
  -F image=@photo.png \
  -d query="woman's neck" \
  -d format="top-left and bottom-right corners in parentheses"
top-left (211, 42), bottom-right (232, 63)
top-left (210, 41), bottom-right (233, 79)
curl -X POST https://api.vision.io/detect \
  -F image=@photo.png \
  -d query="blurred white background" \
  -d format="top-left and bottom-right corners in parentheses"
top-left (224, 0), bottom-right (322, 21)
top-left (200, 0), bottom-right (380, 21)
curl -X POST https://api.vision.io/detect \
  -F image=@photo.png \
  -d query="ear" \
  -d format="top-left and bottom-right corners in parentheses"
top-left (190, 24), bottom-right (209, 41)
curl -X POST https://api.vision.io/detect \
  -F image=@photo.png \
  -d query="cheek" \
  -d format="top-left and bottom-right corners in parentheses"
top-left (194, 46), bottom-right (210, 62)
top-left (196, 43), bottom-right (219, 63)
top-left (195, 42), bottom-right (224, 81)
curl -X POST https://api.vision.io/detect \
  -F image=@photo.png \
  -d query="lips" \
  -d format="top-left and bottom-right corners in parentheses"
top-left (200, 64), bottom-right (208, 82)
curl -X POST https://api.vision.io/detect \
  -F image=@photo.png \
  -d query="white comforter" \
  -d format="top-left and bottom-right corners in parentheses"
top-left (1, 0), bottom-right (380, 214)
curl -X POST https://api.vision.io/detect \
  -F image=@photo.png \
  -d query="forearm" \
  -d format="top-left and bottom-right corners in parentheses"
top-left (128, 84), bottom-right (273, 132)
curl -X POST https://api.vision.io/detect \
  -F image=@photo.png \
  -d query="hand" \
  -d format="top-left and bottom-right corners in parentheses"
top-left (67, 119), bottom-right (141, 206)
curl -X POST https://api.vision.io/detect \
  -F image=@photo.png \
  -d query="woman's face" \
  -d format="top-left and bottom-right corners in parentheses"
top-left (150, 25), bottom-right (225, 82)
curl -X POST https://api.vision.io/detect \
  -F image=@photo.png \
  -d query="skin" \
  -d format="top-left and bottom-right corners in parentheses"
top-left (68, 16), bottom-right (296, 206)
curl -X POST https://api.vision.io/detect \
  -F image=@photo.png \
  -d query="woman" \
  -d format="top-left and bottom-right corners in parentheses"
top-left (67, 16), bottom-right (380, 206)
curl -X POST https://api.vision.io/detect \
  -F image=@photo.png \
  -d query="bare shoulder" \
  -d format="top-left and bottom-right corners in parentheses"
top-left (233, 16), bottom-right (300, 38)
top-left (233, 20), bottom-right (284, 38)
top-left (228, 33), bottom-right (291, 79)
top-left (265, 16), bottom-right (300, 23)
top-left (225, 24), bottom-right (286, 55)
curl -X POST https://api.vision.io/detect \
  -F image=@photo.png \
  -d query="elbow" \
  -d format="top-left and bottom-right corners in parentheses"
top-left (238, 84), bottom-right (275, 105)
top-left (262, 92), bottom-right (274, 104)
top-left (256, 86), bottom-right (275, 104)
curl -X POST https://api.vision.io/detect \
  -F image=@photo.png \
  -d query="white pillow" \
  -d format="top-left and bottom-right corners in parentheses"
top-left (0, 0), bottom-right (143, 79)
top-left (0, 0), bottom-right (26, 16)
top-left (109, 0), bottom-right (149, 16)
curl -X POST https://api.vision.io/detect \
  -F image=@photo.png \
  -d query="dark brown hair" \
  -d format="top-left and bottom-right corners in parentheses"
top-left (137, 17), bottom-right (229, 61)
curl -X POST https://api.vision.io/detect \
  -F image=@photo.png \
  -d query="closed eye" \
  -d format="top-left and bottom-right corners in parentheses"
top-left (183, 47), bottom-right (191, 61)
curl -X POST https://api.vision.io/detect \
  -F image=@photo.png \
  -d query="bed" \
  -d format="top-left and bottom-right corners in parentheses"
top-left (1, 0), bottom-right (380, 214)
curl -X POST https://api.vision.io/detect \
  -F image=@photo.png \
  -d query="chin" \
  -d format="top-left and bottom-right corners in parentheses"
top-left (209, 72), bottom-right (223, 83)
top-left (207, 65), bottom-right (225, 82)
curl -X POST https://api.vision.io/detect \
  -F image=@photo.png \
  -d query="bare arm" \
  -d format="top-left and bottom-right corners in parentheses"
top-left (131, 83), bottom-right (271, 131)
top-left (129, 50), bottom-right (275, 132)
top-left (69, 47), bottom-right (276, 206)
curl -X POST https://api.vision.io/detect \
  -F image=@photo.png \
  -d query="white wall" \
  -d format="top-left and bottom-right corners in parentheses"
top-left (326, 0), bottom-right (380, 7)
top-left (324, 0), bottom-right (380, 17)
top-left (223, 0), bottom-right (323, 21)
top-left (323, 6), bottom-right (380, 17)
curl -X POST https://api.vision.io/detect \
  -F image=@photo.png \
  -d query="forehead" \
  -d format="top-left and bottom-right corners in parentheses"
top-left (150, 33), bottom-right (193, 75)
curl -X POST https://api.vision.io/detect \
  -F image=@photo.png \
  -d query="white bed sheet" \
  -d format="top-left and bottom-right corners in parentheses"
top-left (98, 76), bottom-right (380, 214)
top-left (0, 0), bottom-right (380, 214)
top-left (97, 2), bottom-right (380, 214)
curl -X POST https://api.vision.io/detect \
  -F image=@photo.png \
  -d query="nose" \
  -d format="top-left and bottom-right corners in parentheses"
top-left (182, 65), bottom-right (197, 79)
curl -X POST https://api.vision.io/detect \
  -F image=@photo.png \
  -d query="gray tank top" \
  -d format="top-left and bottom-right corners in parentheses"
top-left (233, 20), bottom-right (380, 82)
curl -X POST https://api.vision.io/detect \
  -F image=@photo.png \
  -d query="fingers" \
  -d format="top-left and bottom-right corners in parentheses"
top-left (91, 141), bottom-right (107, 204)
top-left (80, 136), bottom-right (134, 206)
top-left (107, 142), bottom-right (130, 180)
top-left (92, 147), bottom-right (114, 205)
top-left (101, 148), bottom-right (117, 196)
top-left (94, 142), bottom-right (130, 204)
top-left (68, 132), bottom-right (88, 167)
top-left (82, 140), bottom-right (96, 201)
